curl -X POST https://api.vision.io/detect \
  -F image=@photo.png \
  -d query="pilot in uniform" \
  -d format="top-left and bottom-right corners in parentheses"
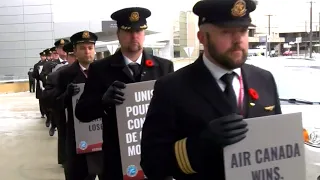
top-left (140, 0), bottom-right (282, 179)
top-left (75, 7), bottom-right (174, 180)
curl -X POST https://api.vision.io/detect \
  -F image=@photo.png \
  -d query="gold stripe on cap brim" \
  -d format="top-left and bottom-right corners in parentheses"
top-left (120, 25), bottom-right (148, 31)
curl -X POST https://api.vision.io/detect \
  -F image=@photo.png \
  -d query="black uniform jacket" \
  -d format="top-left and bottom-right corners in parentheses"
top-left (28, 71), bottom-right (34, 82)
top-left (40, 59), bottom-right (63, 86)
top-left (140, 56), bottom-right (282, 180)
top-left (32, 60), bottom-right (46, 99)
top-left (56, 61), bottom-right (88, 146)
top-left (42, 64), bottom-right (69, 109)
top-left (75, 50), bottom-right (174, 179)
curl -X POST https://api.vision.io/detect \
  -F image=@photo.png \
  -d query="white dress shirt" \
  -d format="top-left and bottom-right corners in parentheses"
top-left (59, 57), bottom-right (65, 63)
top-left (202, 54), bottom-right (242, 104)
top-left (79, 63), bottom-right (88, 78)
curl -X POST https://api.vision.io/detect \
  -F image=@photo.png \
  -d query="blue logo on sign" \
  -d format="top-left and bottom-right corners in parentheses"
top-left (79, 141), bottom-right (87, 150)
top-left (126, 165), bottom-right (138, 177)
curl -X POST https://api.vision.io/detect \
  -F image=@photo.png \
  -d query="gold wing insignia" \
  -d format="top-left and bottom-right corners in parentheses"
top-left (264, 105), bottom-right (275, 111)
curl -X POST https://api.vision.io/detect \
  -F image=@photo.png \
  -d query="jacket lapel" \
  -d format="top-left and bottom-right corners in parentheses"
top-left (188, 57), bottom-right (234, 116)
top-left (140, 51), bottom-right (160, 81)
top-left (241, 64), bottom-right (255, 118)
top-left (74, 62), bottom-right (87, 81)
top-left (110, 51), bottom-right (135, 82)
top-left (67, 62), bottom-right (82, 82)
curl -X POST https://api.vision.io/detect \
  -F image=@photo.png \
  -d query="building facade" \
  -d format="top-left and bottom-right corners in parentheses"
top-left (0, 0), bottom-right (54, 80)
top-left (173, 11), bottom-right (200, 59)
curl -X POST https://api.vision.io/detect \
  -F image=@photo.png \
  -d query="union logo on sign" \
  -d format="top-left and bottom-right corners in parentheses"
top-left (79, 141), bottom-right (87, 150)
top-left (126, 165), bottom-right (138, 177)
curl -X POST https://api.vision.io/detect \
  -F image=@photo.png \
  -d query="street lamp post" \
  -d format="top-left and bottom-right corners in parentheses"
top-left (319, 12), bottom-right (320, 52)
top-left (308, 1), bottom-right (315, 58)
top-left (265, 14), bottom-right (273, 57)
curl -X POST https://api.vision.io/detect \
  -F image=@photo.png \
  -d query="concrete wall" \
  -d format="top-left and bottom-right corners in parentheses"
top-left (0, 81), bottom-right (29, 93)
top-left (0, 0), bottom-right (54, 78)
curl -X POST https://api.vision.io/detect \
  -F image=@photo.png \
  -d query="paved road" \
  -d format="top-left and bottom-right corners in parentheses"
top-left (0, 92), bottom-right (64, 180)
top-left (1, 91), bottom-right (320, 180)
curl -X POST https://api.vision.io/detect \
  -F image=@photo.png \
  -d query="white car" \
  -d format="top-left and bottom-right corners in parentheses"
top-left (173, 57), bottom-right (320, 179)
top-left (247, 58), bottom-right (320, 180)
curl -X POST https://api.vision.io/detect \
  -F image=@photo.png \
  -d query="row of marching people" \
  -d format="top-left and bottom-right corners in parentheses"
top-left (34, 0), bottom-right (284, 179)
top-left (31, 5), bottom-right (175, 180)
top-left (32, 30), bottom-right (103, 179)
top-left (32, 5), bottom-right (181, 180)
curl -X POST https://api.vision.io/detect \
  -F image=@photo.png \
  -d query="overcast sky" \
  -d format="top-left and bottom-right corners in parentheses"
top-left (52, 0), bottom-right (198, 23)
top-left (52, 0), bottom-right (320, 33)
top-left (251, 0), bottom-right (320, 32)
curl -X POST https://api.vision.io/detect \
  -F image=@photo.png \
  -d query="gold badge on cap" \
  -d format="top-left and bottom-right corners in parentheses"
top-left (231, 0), bottom-right (247, 17)
top-left (129, 12), bottom-right (140, 22)
top-left (60, 39), bottom-right (65, 44)
top-left (82, 31), bottom-right (90, 39)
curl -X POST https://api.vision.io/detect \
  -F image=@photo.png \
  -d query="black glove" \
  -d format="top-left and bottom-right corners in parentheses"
top-left (66, 83), bottom-right (80, 96)
top-left (102, 81), bottom-right (126, 106)
top-left (49, 62), bottom-right (57, 68)
top-left (200, 113), bottom-right (248, 147)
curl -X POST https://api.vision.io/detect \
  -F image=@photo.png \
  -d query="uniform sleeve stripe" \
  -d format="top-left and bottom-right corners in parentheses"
top-left (181, 138), bottom-right (196, 174)
top-left (178, 139), bottom-right (190, 173)
top-left (174, 138), bottom-right (196, 174)
top-left (174, 139), bottom-right (188, 174)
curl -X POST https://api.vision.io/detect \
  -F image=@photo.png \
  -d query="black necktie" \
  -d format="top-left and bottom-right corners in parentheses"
top-left (128, 63), bottom-right (140, 78)
top-left (220, 72), bottom-right (237, 111)
top-left (83, 69), bottom-right (88, 76)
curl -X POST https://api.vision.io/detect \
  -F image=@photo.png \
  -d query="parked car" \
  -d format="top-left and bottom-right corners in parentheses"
top-left (173, 57), bottom-right (320, 179)
top-left (248, 59), bottom-right (320, 180)
top-left (283, 50), bottom-right (293, 56)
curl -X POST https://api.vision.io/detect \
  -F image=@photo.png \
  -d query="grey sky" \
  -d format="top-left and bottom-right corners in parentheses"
top-left (52, 0), bottom-right (320, 33)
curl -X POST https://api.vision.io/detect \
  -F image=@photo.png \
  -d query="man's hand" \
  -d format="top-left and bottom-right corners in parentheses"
top-left (49, 62), bottom-right (57, 68)
top-left (67, 83), bottom-right (80, 96)
top-left (102, 81), bottom-right (126, 106)
top-left (200, 114), bottom-right (248, 147)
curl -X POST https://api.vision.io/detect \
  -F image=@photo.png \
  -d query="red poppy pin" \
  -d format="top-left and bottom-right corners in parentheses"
top-left (248, 88), bottom-right (259, 107)
top-left (145, 59), bottom-right (154, 67)
top-left (248, 88), bottom-right (259, 100)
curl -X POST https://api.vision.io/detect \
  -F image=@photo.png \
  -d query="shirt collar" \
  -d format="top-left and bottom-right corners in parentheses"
top-left (123, 53), bottom-right (143, 65)
top-left (202, 53), bottom-right (241, 80)
top-left (79, 63), bottom-right (87, 71)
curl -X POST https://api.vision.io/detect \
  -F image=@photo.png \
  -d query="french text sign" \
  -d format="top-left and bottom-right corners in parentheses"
top-left (224, 113), bottom-right (305, 180)
top-left (116, 80), bottom-right (156, 180)
top-left (72, 83), bottom-right (103, 154)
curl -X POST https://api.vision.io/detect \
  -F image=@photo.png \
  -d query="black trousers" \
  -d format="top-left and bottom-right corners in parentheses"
top-left (50, 110), bottom-right (57, 129)
top-left (29, 80), bottom-right (35, 92)
top-left (38, 99), bottom-right (46, 116)
top-left (65, 134), bottom-right (101, 180)
top-left (56, 110), bottom-right (67, 165)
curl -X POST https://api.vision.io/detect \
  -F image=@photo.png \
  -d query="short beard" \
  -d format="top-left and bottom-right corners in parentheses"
top-left (127, 43), bottom-right (142, 53)
top-left (206, 32), bottom-right (247, 70)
